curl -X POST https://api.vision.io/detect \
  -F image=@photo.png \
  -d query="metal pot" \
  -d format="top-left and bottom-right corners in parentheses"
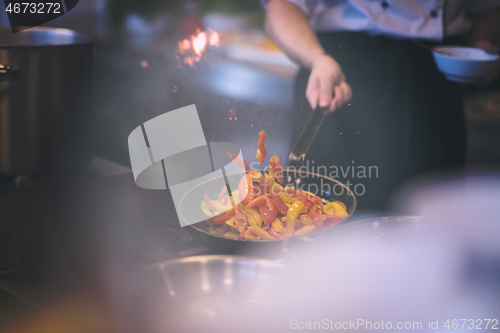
top-left (116, 255), bottom-right (284, 333)
top-left (0, 27), bottom-right (94, 175)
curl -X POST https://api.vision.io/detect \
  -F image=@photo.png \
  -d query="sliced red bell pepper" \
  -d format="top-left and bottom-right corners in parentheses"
top-left (312, 196), bottom-right (324, 210)
top-left (269, 160), bottom-right (284, 184)
top-left (246, 195), bottom-right (274, 210)
top-left (301, 190), bottom-right (314, 201)
top-left (304, 201), bottom-right (312, 212)
top-left (224, 150), bottom-right (249, 170)
top-left (323, 215), bottom-right (343, 228)
top-left (254, 177), bottom-right (270, 196)
top-left (234, 205), bottom-right (248, 232)
top-left (268, 227), bottom-right (283, 239)
top-left (293, 191), bottom-right (308, 205)
top-left (259, 205), bottom-right (278, 225)
top-left (269, 190), bottom-right (289, 214)
top-left (257, 130), bottom-right (267, 164)
top-left (307, 210), bottom-right (320, 220)
top-left (211, 208), bottom-right (235, 224)
top-left (238, 171), bottom-right (256, 203)
top-left (246, 195), bottom-right (278, 225)
top-left (313, 214), bottom-right (327, 231)
top-left (239, 171), bottom-right (273, 203)
top-left (284, 186), bottom-right (296, 196)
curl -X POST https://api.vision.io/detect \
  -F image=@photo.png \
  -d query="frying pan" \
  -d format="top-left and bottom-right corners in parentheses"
top-left (281, 216), bottom-right (424, 258)
top-left (180, 169), bottom-right (357, 257)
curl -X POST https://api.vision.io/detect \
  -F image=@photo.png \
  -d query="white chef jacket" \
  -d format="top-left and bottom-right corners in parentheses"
top-left (263, 0), bottom-right (500, 40)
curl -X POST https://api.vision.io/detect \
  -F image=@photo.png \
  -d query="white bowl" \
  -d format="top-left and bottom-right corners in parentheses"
top-left (432, 46), bottom-right (499, 83)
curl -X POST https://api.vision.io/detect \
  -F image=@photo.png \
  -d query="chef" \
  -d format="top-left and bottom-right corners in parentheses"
top-left (264, 0), bottom-right (500, 211)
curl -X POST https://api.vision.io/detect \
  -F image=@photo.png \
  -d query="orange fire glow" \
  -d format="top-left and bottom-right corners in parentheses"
top-left (209, 31), bottom-right (219, 47)
top-left (177, 29), bottom-right (220, 66)
top-left (192, 31), bottom-right (207, 55)
top-left (178, 39), bottom-right (191, 55)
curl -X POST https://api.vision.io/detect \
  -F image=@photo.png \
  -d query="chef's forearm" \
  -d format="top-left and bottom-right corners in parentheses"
top-left (468, 9), bottom-right (500, 46)
top-left (265, 0), bottom-right (325, 69)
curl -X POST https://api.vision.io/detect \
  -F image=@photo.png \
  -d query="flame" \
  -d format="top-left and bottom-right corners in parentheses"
top-left (177, 28), bottom-right (219, 67)
top-left (192, 31), bottom-right (207, 55)
top-left (178, 39), bottom-right (191, 55)
top-left (209, 31), bottom-right (219, 47)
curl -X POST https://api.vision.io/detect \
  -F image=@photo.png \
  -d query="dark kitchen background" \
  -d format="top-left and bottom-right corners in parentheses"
top-left (0, 0), bottom-right (499, 332)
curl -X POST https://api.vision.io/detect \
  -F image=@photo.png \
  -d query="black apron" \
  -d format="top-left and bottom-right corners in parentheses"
top-left (294, 32), bottom-right (466, 211)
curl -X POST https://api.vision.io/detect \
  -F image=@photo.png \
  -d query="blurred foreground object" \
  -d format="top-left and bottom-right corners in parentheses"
top-left (3, 175), bottom-right (500, 332)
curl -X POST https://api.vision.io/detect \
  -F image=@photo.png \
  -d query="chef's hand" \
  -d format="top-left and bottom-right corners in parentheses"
top-left (306, 54), bottom-right (352, 113)
top-left (474, 40), bottom-right (500, 86)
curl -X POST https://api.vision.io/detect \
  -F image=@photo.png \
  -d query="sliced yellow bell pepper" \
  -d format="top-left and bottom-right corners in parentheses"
top-left (240, 206), bottom-right (263, 227)
top-left (252, 172), bottom-right (263, 181)
top-left (248, 225), bottom-right (276, 240)
top-left (214, 201), bottom-right (232, 213)
top-left (324, 202), bottom-right (335, 216)
top-left (231, 190), bottom-right (240, 204)
top-left (265, 156), bottom-right (281, 186)
top-left (225, 216), bottom-right (235, 228)
top-left (271, 217), bottom-right (284, 233)
top-left (265, 165), bottom-right (275, 186)
top-left (201, 200), bottom-right (213, 217)
top-left (281, 195), bottom-right (294, 204)
top-left (271, 182), bottom-right (283, 192)
top-left (294, 224), bottom-right (316, 236)
top-left (332, 202), bottom-right (348, 219)
top-left (286, 201), bottom-right (305, 235)
top-left (269, 155), bottom-right (281, 163)
top-left (324, 202), bottom-right (348, 218)
top-left (279, 186), bottom-right (295, 204)
top-left (300, 214), bottom-right (313, 225)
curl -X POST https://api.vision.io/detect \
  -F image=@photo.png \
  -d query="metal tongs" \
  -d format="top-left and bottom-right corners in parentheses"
top-left (287, 106), bottom-right (330, 185)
